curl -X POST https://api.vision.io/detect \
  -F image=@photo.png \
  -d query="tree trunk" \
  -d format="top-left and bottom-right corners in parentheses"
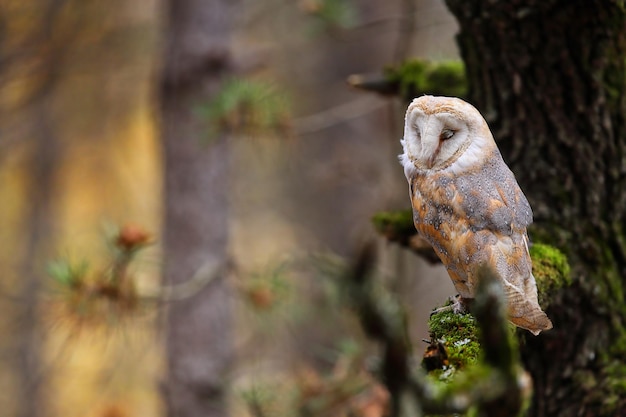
top-left (16, 92), bottom-right (58, 417)
top-left (160, 1), bottom-right (238, 416)
top-left (444, 1), bottom-right (626, 415)
top-left (11, 2), bottom-right (65, 415)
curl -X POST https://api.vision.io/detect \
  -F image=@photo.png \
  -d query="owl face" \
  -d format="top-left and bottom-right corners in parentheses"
top-left (400, 96), bottom-right (495, 178)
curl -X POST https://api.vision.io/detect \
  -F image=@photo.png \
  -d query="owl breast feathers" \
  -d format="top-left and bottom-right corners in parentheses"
top-left (400, 95), bottom-right (552, 335)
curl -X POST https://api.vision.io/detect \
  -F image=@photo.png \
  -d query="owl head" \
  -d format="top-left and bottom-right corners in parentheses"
top-left (400, 96), bottom-right (496, 178)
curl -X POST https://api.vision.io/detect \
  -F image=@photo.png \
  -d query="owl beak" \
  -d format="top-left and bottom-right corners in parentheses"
top-left (427, 154), bottom-right (436, 169)
top-left (426, 141), bottom-right (443, 169)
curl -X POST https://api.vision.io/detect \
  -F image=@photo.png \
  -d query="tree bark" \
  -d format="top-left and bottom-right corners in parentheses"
top-left (444, 1), bottom-right (626, 415)
top-left (160, 1), bottom-right (239, 416)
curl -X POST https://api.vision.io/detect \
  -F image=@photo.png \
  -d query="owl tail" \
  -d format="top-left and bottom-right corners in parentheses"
top-left (502, 280), bottom-right (553, 335)
top-left (509, 310), bottom-right (553, 336)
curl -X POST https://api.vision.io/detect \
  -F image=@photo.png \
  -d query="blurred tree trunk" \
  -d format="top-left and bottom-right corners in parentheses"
top-left (9, 2), bottom-right (66, 416)
top-left (16, 86), bottom-right (58, 417)
top-left (160, 0), bottom-right (238, 416)
top-left (445, 1), bottom-right (626, 415)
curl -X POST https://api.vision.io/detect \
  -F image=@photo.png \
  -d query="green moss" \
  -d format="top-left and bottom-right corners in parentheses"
top-left (529, 243), bottom-right (571, 307)
top-left (201, 77), bottom-right (291, 139)
top-left (424, 285), bottom-right (529, 416)
top-left (601, 331), bottom-right (626, 411)
top-left (595, 227), bottom-right (626, 315)
top-left (384, 59), bottom-right (467, 101)
top-left (426, 308), bottom-right (481, 382)
top-left (371, 209), bottom-right (415, 244)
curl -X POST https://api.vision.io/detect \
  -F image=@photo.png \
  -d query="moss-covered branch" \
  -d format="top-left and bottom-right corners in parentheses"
top-left (345, 243), bottom-right (533, 416)
top-left (347, 59), bottom-right (467, 102)
top-left (371, 210), bottom-right (440, 264)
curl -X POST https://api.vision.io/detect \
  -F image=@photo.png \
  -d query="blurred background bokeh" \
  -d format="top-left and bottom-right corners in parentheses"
top-left (0, 1), bottom-right (462, 416)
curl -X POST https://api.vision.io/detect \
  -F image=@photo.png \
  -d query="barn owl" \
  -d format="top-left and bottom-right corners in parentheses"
top-left (399, 95), bottom-right (552, 335)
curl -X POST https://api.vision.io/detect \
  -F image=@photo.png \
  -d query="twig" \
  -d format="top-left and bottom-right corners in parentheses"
top-left (292, 97), bottom-right (387, 135)
top-left (347, 73), bottom-right (398, 96)
top-left (142, 258), bottom-right (225, 302)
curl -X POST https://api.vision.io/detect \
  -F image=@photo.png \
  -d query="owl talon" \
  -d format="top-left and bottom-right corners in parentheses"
top-left (431, 295), bottom-right (472, 316)
top-left (454, 295), bottom-right (473, 314)
top-left (430, 304), bottom-right (453, 316)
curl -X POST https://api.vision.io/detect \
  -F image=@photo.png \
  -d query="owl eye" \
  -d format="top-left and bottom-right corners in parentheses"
top-left (441, 129), bottom-right (456, 141)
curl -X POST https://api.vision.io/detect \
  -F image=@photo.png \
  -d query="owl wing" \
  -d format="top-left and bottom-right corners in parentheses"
top-left (453, 156), bottom-right (552, 334)
top-left (454, 154), bottom-right (533, 237)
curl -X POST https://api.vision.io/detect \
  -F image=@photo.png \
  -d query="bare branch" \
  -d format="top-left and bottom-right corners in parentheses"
top-left (293, 97), bottom-right (387, 135)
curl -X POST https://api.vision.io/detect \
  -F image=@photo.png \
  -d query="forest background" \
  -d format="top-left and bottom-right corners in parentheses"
top-left (0, 1), bottom-right (460, 416)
